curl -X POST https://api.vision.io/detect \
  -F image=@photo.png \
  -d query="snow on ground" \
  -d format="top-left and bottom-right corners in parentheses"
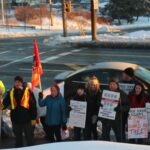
top-left (4, 141), bottom-right (150, 150)
top-left (45, 30), bottom-right (150, 47)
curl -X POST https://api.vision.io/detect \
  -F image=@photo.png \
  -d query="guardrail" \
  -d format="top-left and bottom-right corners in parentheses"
top-left (0, 25), bottom-right (35, 30)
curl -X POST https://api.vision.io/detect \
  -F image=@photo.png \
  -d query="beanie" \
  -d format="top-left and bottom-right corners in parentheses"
top-left (123, 67), bottom-right (134, 78)
top-left (51, 83), bottom-right (60, 93)
top-left (14, 76), bottom-right (23, 83)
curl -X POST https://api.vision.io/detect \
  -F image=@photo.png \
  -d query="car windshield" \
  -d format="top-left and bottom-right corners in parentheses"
top-left (135, 66), bottom-right (150, 84)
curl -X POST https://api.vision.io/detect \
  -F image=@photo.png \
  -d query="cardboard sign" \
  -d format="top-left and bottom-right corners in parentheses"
top-left (98, 90), bottom-right (120, 120)
top-left (119, 83), bottom-right (135, 94)
top-left (128, 108), bottom-right (148, 139)
top-left (69, 100), bottom-right (87, 128)
top-left (146, 103), bottom-right (150, 132)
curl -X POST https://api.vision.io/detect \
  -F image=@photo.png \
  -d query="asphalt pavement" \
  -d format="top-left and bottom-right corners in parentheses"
top-left (0, 36), bottom-right (150, 89)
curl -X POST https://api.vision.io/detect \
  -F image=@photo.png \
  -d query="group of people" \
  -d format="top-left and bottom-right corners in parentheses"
top-left (0, 67), bottom-right (149, 148)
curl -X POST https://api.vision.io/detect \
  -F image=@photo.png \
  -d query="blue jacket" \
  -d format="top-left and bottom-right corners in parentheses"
top-left (38, 94), bottom-right (67, 126)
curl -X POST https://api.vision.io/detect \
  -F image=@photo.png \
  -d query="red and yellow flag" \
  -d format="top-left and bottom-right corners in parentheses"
top-left (31, 39), bottom-right (43, 90)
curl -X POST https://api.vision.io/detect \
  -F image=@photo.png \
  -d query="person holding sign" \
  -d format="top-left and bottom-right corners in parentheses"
top-left (38, 84), bottom-right (67, 143)
top-left (122, 67), bottom-right (137, 84)
top-left (101, 79), bottom-right (130, 142)
top-left (70, 85), bottom-right (87, 141)
top-left (84, 76), bottom-right (102, 140)
top-left (128, 82), bottom-right (149, 144)
top-left (119, 67), bottom-right (137, 142)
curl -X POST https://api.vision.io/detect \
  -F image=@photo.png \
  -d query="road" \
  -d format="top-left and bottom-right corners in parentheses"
top-left (0, 36), bottom-right (150, 90)
top-left (0, 36), bottom-right (150, 148)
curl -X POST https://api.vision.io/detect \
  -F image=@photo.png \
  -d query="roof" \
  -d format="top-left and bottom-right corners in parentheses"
top-left (68, 62), bottom-right (138, 78)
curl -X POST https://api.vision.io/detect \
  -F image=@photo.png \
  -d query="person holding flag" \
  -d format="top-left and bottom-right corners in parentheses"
top-left (31, 38), bottom-right (43, 91)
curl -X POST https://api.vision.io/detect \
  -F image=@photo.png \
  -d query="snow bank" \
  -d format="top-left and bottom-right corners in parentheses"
top-left (5, 141), bottom-right (150, 150)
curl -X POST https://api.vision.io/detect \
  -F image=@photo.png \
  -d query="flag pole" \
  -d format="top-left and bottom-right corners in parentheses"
top-left (39, 75), bottom-right (42, 91)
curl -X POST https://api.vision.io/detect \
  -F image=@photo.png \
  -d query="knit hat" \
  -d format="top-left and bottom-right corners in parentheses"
top-left (51, 83), bottom-right (60, 93)
top-left (123, 67), bottom-right (134, 78)
top-left (14, 76), bottom-right (23, 83)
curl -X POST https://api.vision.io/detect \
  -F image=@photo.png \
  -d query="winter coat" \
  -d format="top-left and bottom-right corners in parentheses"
top-left (128, 92), bottom-right (148, 108)
top-left (3, 87), bottom-right (37, 124)
top-left (85, 89), bottom-right (102, 124)
top-left (38, 94), bottom-right (67, 126)
top-left (100, 89), bottom-right (130, 124)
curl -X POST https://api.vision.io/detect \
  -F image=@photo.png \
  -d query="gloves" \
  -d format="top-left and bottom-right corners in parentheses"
top-left (39, 92), bottom-right (43, 99)
top-left (68, 106), bottom-right (72, 112)
top-left (92, 115), bottom-right (97, 124)
top-left (62, 124), bottom-right (67, 131)
top-left (99, 103), bottom-right (103, 107)
top-left (31, 120), bottom-right (36, 126)
top-left (114, 106), bottom-right (121, 112)
top-left (0, 104), bottom-right (4, 110)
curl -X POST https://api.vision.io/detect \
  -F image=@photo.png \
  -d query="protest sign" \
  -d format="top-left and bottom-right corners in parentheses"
top-left (119, 83), bottom-right (135, 94)
top-left (98, 90), bottom-right (120, 120)
top-left (69, 100), bottom-right (87, 128)
top-left (128, 108), bottom-right (148, 139)
top-left (146, 103), bottom-right (150, 132)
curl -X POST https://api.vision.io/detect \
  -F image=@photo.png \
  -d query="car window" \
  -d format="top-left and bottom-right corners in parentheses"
top-left (71, 69), bottom-right (122, 85)
top-left (135, 66), bottom-right (150, 84)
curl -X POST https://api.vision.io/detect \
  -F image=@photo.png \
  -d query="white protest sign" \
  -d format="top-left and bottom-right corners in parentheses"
top-left (146, 103), bottom-right (150, 132)
top-left (128, 108), bottom-right (148, 139)
top-left (119, 83), bottom-right (135, 94)
top-left (98, 90), bottom-right (120, 120)
top-left (69, 100), bottom-right (87, 128)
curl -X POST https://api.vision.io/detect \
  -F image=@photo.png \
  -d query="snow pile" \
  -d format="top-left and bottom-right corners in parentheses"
top-left (4, 141), bottom-right (150, 150)
top-left (0, 28), bottom-right (53, 38)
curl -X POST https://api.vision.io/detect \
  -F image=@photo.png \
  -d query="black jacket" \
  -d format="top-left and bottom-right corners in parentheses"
top-left (100, 89), bottom-right (130, 124)
top-left (3, 87), bottom-right (37, 124)
top-left (85, 89), bottom-right (102, 123)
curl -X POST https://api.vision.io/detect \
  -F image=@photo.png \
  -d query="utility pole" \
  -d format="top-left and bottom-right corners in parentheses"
top-left (62, 0), bottom-right (67, 37)
top-left (91, 0), bottom-right (98, 41)
top-left (1, 0), bottom-right (5, 25)
top-left (49, 0), bottom-right (53, 26)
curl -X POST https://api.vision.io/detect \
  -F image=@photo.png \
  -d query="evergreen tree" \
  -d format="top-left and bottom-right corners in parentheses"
top-left (103, 0), bottom-right (146, 24)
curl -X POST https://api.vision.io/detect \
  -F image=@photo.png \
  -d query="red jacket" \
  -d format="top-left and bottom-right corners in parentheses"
top-left (128, 93), bottom-right (148, 108)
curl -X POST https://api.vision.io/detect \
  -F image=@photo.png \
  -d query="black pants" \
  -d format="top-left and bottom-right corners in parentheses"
top-left (74, 127), bottom-right (85, 141)
top-left (101, 121), bottom-right (123, 142)
top-left (13, 122), bottom-right (34, 148)
top-left (47, 125), bottom-right (61, 142)
top-left (40, 116), bottom-right (49, 137)
top-left (84, 123), bottom-right (98, 140)
top-left (129, 139), bottom-right (145, 144)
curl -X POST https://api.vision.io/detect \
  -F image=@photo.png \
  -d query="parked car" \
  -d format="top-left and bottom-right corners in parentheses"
top-left (54, 62), bottom-right (150, 100)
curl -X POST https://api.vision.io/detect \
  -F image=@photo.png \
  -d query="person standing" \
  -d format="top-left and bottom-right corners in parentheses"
top-left (128, 82), bottom-right (149, 144)
top-left (0, 76), bottom-right (37, 147)
top-left (101, 79), bottom-right (130, 142)
top-left (84, 76), bottom-right (102, 140)
top-left (119, 67), bottom-right (137, 142)
top-left (38, 84), bottom-right (67, 143)
top-left (122, 67), bottom-right (137, 84)
top-left (0, 80), bottom-right (5, 137)
top-left (71, 85), bottom-right (86, 141)
top-left (26, 82), bottom-right (48, 138)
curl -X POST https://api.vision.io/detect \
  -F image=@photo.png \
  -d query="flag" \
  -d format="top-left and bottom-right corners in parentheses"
top-left (31, 39), bottom-right (43, 90)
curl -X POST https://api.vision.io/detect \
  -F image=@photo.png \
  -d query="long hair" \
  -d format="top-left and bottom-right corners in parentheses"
top-left (86, 76), bottom-right (100, 94)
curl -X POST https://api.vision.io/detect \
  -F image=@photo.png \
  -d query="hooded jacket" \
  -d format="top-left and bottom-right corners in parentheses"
top-left (39, 94), bottom-right (67, 126)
